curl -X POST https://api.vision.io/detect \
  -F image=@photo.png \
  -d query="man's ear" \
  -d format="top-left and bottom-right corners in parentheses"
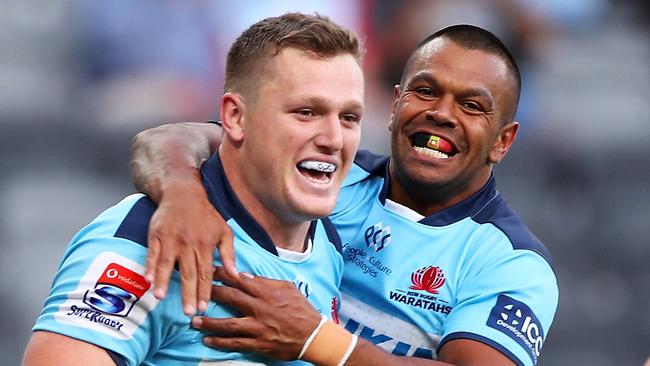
top-left (489, 121), bottom-right (519, 164)
top-left (388, 85), bottom-right (401, 131)
top-left (220, 92), bottom-right (246, 142)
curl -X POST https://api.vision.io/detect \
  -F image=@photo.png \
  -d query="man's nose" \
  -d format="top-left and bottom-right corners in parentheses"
top-left (314, 114), bottom-right (344, 152)
top-left (425, 95), bottom-right (458, 128)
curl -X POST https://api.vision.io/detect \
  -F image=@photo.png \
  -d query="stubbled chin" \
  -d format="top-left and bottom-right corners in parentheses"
top-left (294, 195), bottom-right (336, 219)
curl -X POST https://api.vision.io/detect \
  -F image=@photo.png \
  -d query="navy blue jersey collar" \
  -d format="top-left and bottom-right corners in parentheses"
top-left (201, 153), bottom-right (317, 256)
top-left (417, 175), bottom-right (499, 226)
top-left (375, 159), bottom-right (499, 226)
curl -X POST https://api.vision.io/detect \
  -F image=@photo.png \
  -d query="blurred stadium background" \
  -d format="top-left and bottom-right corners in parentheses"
top-left (1, 0), bottom-right (648, 365)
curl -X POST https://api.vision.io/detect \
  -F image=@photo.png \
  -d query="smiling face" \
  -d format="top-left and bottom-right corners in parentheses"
top-left (388, 38), bottom-right (519, 214)
top-left (221, 47), bottom-right (364, 226)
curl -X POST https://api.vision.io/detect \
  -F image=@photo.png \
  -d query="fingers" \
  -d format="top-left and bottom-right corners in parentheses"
top-left (192, 316), bottom-right (257, 337)
top-left (213, 266), bottom-right (285, 296)
top-left (217, 229), bottom-right (238, 279)
top-left (211, 284), bottom-right (258, 315)
top-left (195, 315), bottom-right (307, 361)
top-left (202, 336), bottom-right (261, 354)
top-left (197, 245), bottom-right (215, 313)
top-left (212, 266), bottom-right (271, 300)
top-left (178, 244), bottom-right (199, 315)
top-left (212, 266), bottom-right (244, 288)
top-left (144, 234), bottom-right (161, 285)
top-left (148, 234), bottom-right (177, 301)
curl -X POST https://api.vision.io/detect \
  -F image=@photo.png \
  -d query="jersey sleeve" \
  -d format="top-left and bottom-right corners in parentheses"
top-left (32, 197), bottom-right (164, 366)
top-left (439, 245), bottom-right (558, 366)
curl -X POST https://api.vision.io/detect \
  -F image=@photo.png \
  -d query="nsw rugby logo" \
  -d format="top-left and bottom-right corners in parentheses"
top-left (388, 265), bottom-right (451, 315)
top-left (409, 266), bottom-right (446, 294)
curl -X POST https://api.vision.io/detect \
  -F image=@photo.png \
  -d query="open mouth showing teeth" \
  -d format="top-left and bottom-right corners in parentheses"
top-left (411, 133), bottom-right (456, 159)
top-left (297, 160), bottom-right (336, 183)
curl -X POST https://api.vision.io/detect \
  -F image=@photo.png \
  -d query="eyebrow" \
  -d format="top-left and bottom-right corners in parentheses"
top-left (457, 88), bottom-right (494, 109)
top-left (408, 71), bottom-right (438, 87)
top-left (291, 95), bottom-right (364, 114)
top-left (408, 71), bottom-right (495, 109)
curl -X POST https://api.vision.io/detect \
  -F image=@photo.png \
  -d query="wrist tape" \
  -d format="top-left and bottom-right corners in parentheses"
top-left (298, 315), bottom-right (358, 366)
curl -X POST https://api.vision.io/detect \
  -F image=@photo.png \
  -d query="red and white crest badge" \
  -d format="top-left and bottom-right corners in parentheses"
top-left (409, 266), bottom-right (446, 294)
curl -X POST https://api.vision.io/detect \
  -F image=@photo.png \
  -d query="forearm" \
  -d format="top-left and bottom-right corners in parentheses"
top-left (201, 271), bottom-right (458, 366)
top-left (343, 338), bottom-right (453, 366)
top-left (301, 320), bottom-right (453, 366)
top-left (130, 122), bottom-right (221, 202)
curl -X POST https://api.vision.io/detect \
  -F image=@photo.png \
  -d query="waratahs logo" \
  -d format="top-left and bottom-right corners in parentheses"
top-left (409, 266), bottom-right (446, 294)
top-left (83, 263), bottom-right (150, 317)
top-left (364, 222), bottom-right (391, 252)
top-left (487, 294), bottom-right (544, 364)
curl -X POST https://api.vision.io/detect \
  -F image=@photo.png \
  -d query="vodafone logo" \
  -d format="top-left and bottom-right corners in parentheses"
top-left (55, 252), bottom-right (159, 340)
top-left (83, 262), bottom-right (151, 317)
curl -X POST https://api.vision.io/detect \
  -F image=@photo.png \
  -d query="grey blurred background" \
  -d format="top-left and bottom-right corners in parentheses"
top-left (1, 0), bottom-right (648, 365)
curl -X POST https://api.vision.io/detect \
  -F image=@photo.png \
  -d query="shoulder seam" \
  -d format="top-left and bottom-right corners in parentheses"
top-left (477, 219), bottom-right (554, 269)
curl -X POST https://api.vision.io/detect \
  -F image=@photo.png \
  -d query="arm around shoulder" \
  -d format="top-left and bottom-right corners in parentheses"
top-left (130, 121), bottom-right (236, 314)
top-left (130, 121), bottom-right (222, 202)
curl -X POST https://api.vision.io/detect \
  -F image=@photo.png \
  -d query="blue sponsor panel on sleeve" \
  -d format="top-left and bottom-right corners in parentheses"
top-left (486, 294), bottom-right (544, 365)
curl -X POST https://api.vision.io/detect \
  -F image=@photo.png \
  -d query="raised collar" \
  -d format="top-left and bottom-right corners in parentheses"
top-left (375, 160), bottom-right (499, 227)
top-left (201, 153), bottom-right (316, 256)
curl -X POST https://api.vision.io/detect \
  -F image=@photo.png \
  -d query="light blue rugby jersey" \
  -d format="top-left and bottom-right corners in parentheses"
top-left (330, 150), bottom-right (558, 366)
top-left (33, 153), bottom-right (344, 366)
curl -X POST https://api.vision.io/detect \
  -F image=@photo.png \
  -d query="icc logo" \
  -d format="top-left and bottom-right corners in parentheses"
top-left (488, 294), bottom-right (545, 360)
top-left (409, 266), bottom-right (446, 294)
top-left (364, 222), bottom-right (391, 252)
top-left (83, 263), bottom-right (150, 317)
top-left (497, 300), bottom-right (544, 357)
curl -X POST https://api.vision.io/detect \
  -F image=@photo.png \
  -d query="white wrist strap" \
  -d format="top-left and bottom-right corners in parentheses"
top-left (337, 334), bottom-right (358, 366)
top-left (298, 315), bottom-right (328, 359)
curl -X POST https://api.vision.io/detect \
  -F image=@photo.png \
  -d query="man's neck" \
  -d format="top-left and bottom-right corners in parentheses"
top-left (387, 172), bottom-right (491, 217)
top-left (220, 151), bottom-right (310, 252)
top-left (256, 218), bottom-right (310, 252)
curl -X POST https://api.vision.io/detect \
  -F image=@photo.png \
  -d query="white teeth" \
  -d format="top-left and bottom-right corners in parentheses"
top-left (413, 146), bottom-right (449, 159)
top-left (298, 160), bottom-right (337, 173)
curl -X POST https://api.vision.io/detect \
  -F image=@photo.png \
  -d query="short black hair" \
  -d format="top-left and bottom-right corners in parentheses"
top-left (404, 24), bottom-right (521, 121)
